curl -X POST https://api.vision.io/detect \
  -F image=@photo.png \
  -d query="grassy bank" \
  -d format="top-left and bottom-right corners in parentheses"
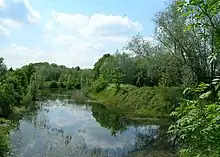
top-left (89, 85), bottom-right (183, 118)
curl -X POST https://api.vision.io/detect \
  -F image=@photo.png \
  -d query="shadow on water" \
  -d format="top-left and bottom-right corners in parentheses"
top-left (8, 91), bottom-right (177, 157)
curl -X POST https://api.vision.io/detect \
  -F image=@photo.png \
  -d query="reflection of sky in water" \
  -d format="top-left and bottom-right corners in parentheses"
top-left (10, 99), bottom-right (160, 157)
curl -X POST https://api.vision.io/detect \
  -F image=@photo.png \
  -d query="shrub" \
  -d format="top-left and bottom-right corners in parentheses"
top-left (49, 81), bottom-right (60, 88)
top-left (59, 82), bottom-right (66, 88)
top-left (0, 119), bottom-right (10, 157)
top-left (90, 75), bottom-right (108, 93)
top-left (42, 81), bottom-right (60, 89)
top-left (168, 81), bottom-right (220, 157)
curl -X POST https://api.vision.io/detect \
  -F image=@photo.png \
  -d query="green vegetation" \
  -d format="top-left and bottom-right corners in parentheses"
top-left (89, 85), bottom-right (183, 117)
top-left (1, 0), bottom-right (220, 156)
top-left (0, 60), bottom-right (91, 156)
top-left (169, 80), bottom-right (220, 157)
top-left (0, 118), bottom-right (11, 156)
top-left (88, 0), bottom-right (220, 156)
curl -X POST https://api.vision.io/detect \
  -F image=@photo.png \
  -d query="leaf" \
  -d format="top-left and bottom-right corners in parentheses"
top-left (214, 116), bottom-right (220, 121)
top-left (212, 78), bottom-right (220, 82)
top-left (182, 11), bottom-right (192, 17)
top-left (199, 90), bottom-right (212, 99)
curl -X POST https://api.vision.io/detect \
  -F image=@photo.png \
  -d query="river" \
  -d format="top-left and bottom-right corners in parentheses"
top-left (9, 93), bottom-right (175, 157)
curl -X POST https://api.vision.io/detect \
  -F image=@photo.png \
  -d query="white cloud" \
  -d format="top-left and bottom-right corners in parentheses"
top-left (0, 18), bottom-right (21, 28)
top-left (0, 18), bottom-right (21, 36)
top-left (80, 13), bottom-right (142, 36)
top-left (0, 0), bottom-right (41, 24)
top-left (1, 12), bottom-right (143, 68)
top-left (0, 0), bottom-right (6, 8)
top-left (51, 35), bottom-right (78, 45)
top-left (22, 0), bottom-right (41, 24)
top-left (0, 43), bottom-right (105, 68)
top-left (42, 12), bottom-right (143, 68)
top-left (47, 11), bottom-right (142, 37)
top-left (1, 44), bottom-right (46, 68)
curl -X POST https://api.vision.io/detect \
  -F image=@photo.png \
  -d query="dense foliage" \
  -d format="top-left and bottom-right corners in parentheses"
top-left (0, 0), bottom-right (220, 156)
top-left (0, 60), bottom-right (92, 156)
top-left (89, 0), bottom-right (220, 156)
top-left (169, 79), bottom-right (220, 157)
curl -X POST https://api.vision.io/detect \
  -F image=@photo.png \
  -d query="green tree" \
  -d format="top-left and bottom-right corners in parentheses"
top-left (125, 33), bottom-right (159, 57)
top-left (25, 73), bottom-right (41, 101)
top-left (155, 0), bottom-right (220, 83)
top-left (90, 75), bottom-right (108, 93)
top-left (0, 57), bottom-right (7, 76)
top-left (93, 53), bottom-right (111, 80)
top-left (112, 67), bottom-right (124, 93)
top-left (169, 80), bottom-right (220, 156)
top-left (178, 0), bottom-right (220, 80)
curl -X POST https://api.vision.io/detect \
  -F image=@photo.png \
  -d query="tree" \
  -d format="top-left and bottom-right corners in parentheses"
top-left (125, 33), bottom-right (160, 57)
top-left (178, 0), bottom-right (220, 80)
top-left (75, 66), bottom-right (80, 71)
top-left (90, 75), bottom-right (108, 93)
top-left (0, 57), bottom-right (7, 76)
top-left (115, 53), bottom-right (136, 85)
top-left (22, 64), bottom-right (35, 84)
top-left (25, 73), bottom-right (41, 101)
top-left (112, 67), bottom-right (124, 93)
top-left (159, 55), bottom-right (183, 86)
top-left (92, 53), bottom-right (111, 80)
top-left (155, 0), bottom-right (220, 83)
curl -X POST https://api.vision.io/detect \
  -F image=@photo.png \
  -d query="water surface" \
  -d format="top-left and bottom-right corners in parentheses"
top-left (9, 97), bottom-right (173, 157)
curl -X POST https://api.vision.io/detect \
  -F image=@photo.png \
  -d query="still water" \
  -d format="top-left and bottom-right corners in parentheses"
top-left (9, 97), bottom-right (174, 157)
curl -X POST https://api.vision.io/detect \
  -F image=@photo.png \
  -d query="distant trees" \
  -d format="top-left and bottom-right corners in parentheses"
top-left (0, 0), bottom-right (219, 156)
top-left (0, 58), bottom-right (7, 76)
top-left (0, 60), bottom-right (93, 119)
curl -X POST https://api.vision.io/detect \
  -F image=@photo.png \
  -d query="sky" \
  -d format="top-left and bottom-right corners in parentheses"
top-left (0, 0), bottom-right (169, 69)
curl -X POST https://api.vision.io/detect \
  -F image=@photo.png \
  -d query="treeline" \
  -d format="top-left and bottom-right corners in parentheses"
top-left (0, 60), bottom-right (92, 117)
top-left (90, 0), bottom-right (220, 156)
top-left (91, 0), bottom-right (220, 89)
top-left (0, 0), bottom-right (220, 156)
top-left (0, 59), bottom-right (92, 156)
top-left (25, 62), bottom-right (92, 90)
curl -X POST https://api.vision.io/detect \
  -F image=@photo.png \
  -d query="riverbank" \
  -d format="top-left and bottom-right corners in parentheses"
top-left (88, 85), bottom-right (183, 118)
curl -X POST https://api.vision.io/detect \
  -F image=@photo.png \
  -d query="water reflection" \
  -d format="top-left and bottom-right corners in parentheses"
top-left (91, 104), bottom-right (128, 136)
top-left (9, 99), bottom-right (174, 157)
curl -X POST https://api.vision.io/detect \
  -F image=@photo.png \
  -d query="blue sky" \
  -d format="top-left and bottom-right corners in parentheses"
top-left (0, 0), bottom-right (168, 68)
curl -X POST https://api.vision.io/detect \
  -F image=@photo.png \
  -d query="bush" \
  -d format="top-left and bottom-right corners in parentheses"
top-left (59, 82), bottom-right (66, 88)
top-left (168, 82), bottom-right (220, 157)
top-left (49, 81), bottom-right (60, 88)
top-left (42, 81), bottom-right (60, 89)
top-left (0, 119), bottom-right (10, 157)
top-left (90, 75), bottom-right (108, 93)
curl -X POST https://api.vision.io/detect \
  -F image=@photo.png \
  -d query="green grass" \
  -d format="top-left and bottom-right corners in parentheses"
top-left (89, 84), bottom-right (183, 118)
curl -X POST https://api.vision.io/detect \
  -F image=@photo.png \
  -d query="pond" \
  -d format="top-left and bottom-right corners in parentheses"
top-left (9, 95), bottom-right (175, 157)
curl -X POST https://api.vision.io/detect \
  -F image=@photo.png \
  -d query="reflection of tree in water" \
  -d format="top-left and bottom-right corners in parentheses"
top-left (11, 100), bottom-right (176, 157)
top-left (126, 124), bottom-right (176, 157)
top-left (91, 103), bottom-right (176, 157)
top-left (91, 103), bottom-right (128, 136)
top-left (8, 102), bottom-right (40, 132)
top-left (11, 103), bottom-right (108, 157)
